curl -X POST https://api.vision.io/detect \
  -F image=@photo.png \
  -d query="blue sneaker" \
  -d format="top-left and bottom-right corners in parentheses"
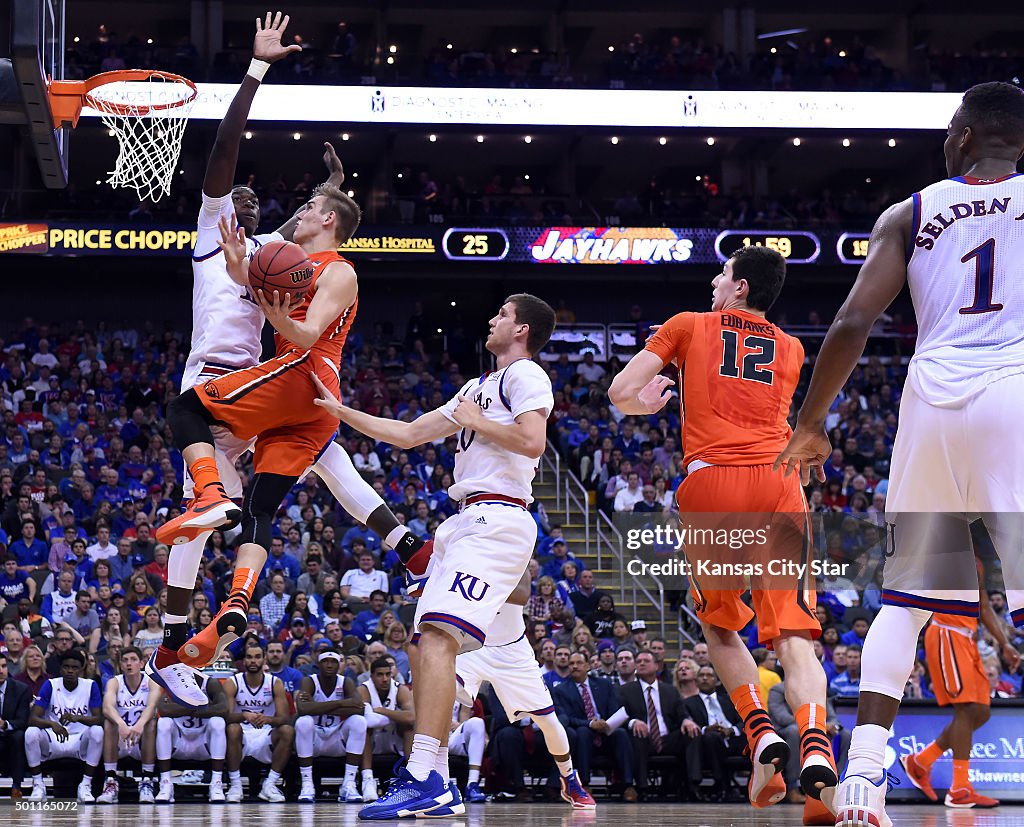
top-left (358, 768), bottom-right (453, 820)
top-left (464, 782), bottom-right (486, 804)
top-left (417, 782), bottom-right (466, 818)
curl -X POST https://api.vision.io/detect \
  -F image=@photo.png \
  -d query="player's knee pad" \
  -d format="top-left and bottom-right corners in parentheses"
top-left (465, 717), bottom-right (485, 738)
top-left (157, 717), bottom-right (174, 733)
top-left (207, 717), bottom-right (226, 735)
top-left (295, 716), bottom-right (314, 736)
top-left (167, 388), bottom-right (217, 445)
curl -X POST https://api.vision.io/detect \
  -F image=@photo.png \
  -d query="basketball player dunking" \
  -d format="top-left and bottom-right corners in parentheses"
top-left (148, 12), bottom-right (432, 707)
top-left (777, 81), bottom-right (1024, 826)
top-left (610, 246), bottom-right (838, 824)
top-left (312, 295), bottom-right (556, 819)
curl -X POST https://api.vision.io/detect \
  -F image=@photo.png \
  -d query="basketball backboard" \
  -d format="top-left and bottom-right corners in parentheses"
top-left (0, 0), bottom-right (68, 188)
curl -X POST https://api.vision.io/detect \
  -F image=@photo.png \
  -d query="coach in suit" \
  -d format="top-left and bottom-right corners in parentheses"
top-left (768, 681), bottom-right (851, 802)
top-left (0, 651), bottom-right (32, 797)
top-left (488, 686), bottom-right (559, 798)
top-left (553, 652), bottom-right (637, 800)
top-left (619, 650), bottom-right (701, 798)
top-left (683, 665), bottom-right (746, 800)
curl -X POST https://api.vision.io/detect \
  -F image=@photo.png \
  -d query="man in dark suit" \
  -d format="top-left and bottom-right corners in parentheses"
top-left (0, 651), bottom-right (32, 798)
top-left (683, 665), bottom-right (747, 800)
top-left (553, 652), bottom-right (637, 801)
top-left (619, 650), bottom-right (701, 798)
top-left (488, 686), bottom-right (558, 800)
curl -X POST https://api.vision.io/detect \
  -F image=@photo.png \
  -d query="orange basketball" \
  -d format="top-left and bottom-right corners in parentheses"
top-left (248, 240), bottom-right (314, 298)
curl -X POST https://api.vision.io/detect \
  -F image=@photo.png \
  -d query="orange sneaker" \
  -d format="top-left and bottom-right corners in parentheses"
top-left (156, 484), bottom-right (241, 547)
top-left (802, 793), bottom-right (834, 826)
top-left (748, 731), bottom-right (789, 808)
top-left (177, 602), bottom-right (248, 667)
top-left (945, 787), bottom-right (999, 809)
top-left (900, 753), bottom-right (938, 802)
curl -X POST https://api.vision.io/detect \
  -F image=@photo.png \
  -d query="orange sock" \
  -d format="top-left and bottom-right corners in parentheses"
top-left (729, 683), bottom-right (774, 750)
top-left (225, 567), bottom-right (258, 613)
top-left (917, 741), bottom-right (944, 769)
top-left (796, 703), bottom-right (836, 768)
top-left (952, 759), bottom-right (970, 790)
top-left (189, 457), bottom-right (221, 494)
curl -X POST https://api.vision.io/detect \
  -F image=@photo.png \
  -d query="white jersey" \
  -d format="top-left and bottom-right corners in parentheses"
top-left (484, 602), bottom-right (527, 647)
top-left (440, 359), bottom-right (554, 502)
top-left (113, 673), bottom-right (150, 726)
top-left (310, 674), bottom-right (348, 728)
top-left (231, 673), bottom-right (277, 718)
top-left (48, 590), bottom-right (77, 623)
top-left (185, 192), bottom-right (282, 385)
top-left (35, 677), bottom-right (101, 735)
top-left (366, 677), bottom-right (400, 713)
top-left (907, 174), bottom-right (1024, 406)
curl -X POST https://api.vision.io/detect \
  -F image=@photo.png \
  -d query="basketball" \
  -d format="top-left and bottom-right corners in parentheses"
top-left (247, 239), bottom-right (314, 299)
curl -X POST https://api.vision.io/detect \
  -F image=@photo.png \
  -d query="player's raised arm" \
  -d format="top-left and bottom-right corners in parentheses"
top-left (775, 199), bottom-right (912, 483)
top-left (276, 143), bottom-right (346, 240)
top-left (312, 374), bottom-right (460, 447)
top-left (203, 12), bottom-right (300, 198)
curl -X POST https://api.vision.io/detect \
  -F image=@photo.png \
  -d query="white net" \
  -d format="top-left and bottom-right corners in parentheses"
top-left (85, 73), bottom-right (196, 203)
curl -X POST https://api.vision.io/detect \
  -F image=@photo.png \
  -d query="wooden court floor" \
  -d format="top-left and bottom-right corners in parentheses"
top-left (9, 803), bottom-right (1024, 827)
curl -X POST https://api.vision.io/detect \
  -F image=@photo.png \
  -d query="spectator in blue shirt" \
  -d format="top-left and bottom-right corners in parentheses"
top-left (95, 469), bottom-right (128, 508)
top-left (266, 639), bottom-right (304, 691)
top-left (0, 556), bottom-right (34, 603)
top-left (541, 540), bottom-right (582, 581)
top-left (840, 616), bottom-right (870, 647)
top-left (108, 538), bottom-right (137, 585)
top-left (614, 421), bottom-right (643, 461)
top-left (111, 499), bottom-right (139, 538)
top-left (831, 645), bottom-right (862, 698)
top-left (342, 522), bottom-right (382, 557)
top-left (353, 590), bottom-right (388, 640)
top-left (8, 521), bottom-right (48, 573)
top-left (261, 537), bottom-right (301, 582)
top-left (407, 501), bottom-right (431, 540)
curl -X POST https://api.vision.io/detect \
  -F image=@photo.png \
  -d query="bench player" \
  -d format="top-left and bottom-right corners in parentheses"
top-left (24, 649), bottom-right (104, 802)
top-left (225, 643), bottom-right (295, 802)
top-left (609, 246), bottom-right (838, 822)
top-left (96, 646), bottom-right (160, 803)
top-left (294, 650), bottom-right (367, 803)
top-left (315, 294), bottom-right (556, 818)
top-left (148, 12), bottom-right (429, 707)
top-left (154, 677), bottom-right (230, 803)
top-left (902, 557), bottom-right (1016, 808)
top-left (359, 657), bottom-right (416, 803)
top-left (776, 81), bottom-right (1024, 826)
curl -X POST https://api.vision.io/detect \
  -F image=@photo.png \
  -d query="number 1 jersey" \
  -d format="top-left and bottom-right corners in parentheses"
top-left (645, 309), bottom-right (803, 467)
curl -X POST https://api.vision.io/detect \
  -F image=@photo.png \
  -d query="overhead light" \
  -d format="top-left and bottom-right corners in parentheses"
top-left (450, 301), bottom-right (456, 307)
top-left (792, 137), bottom-right (801, 146)
top-left (888, 138), bottom-right (897, 147)
top-left (429, 134), bottom-right (437, 142)
top-left (341, 133), bottom-right (350, 141)
top-left (608, 45), bottom-right (615, 52)
top-left (658, 137), bottom-right (667, 145)
top-left (770, 47), bottom-right (777, 54)
top-left (865, 177), bottom-right (872, 183)
top-left (397, 173), bottom-right (403, 179)
top-left (179, 169), bottom-right (185, 175)
top-left (244, 131), bottom-right (253, 140)
top-left (706, 137), bottom-right (716, 146)
top-left (524, 174), bottom-right (531, 180)
top-left (436, 328), bottom-right (443, 334)
top-left (386, 56), bottom-right (394, 64)
top-left (476, 135), bottom-right (484, 143)
top-left (510, 48), bottom-right (518, 54)
top-left (146, 38), bottom-right (153, 45)
top-left (389, 45), bottom-right (397, 54)
top-left (293, 132), bottom-right (301, 141)
top-left (108, 129), bottom-right (116, 137)
top-left (842, 138), bottom-right (851, 147)
top-left (695, 175), bottom-right (702, 182)
top-left (74, 36), bottom-right (80, 43)
top-left (446, 43), bottom-right (453, 50)
top-left (838, 50), bottom-right (847, 58)
top-left (347, 190), bottom-right (355, 197)
top-left (524, 135), bottom-right (532, 143)
top-left (95, 180), bottom-right (101, 185)
top-left (610, 136), bottom-right (619, 145)
top-left (351, 172), bottom-right (359, 178)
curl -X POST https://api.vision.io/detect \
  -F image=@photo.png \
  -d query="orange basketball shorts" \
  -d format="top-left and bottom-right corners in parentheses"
top-left (925, 623), bottom-right (989, 707)
top-left (195, 348), bottom-right (339, 478)
top-left (676, 462), bottom-right (819, 645)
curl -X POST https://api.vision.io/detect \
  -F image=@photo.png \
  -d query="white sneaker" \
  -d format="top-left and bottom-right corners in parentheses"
top-left (338, 780), bottom-right (363, 803)
top-left (258, 778), bottom-right (285, 803)
top-left (361, 776), bottom-right (379, 802)
top-left (155, 778), bottom-right (175, 804)
top-left (298, 779), bottom-right (316, 803)
top-left (176, 769), bottom-right (206, 785)
top-left (96, 777), bottom-right (119, 804)
top-left (78, 779), bottom-right (96, 803)
top-left (27, 780), bottom-right (46, 801)
top-left (146, 652), bottom-right (210, 709)
top-left (138, 778), bottom-right (156, 804)
top-left (835, 774), bottom-right (893, 827)
top-left (209, 778), bottom-right (226, 803)
top-left (225, 782), bottom-right (244, 803)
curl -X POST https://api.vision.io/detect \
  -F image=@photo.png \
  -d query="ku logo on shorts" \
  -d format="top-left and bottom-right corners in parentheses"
top-left (450, 572), bottom-right (491, 602)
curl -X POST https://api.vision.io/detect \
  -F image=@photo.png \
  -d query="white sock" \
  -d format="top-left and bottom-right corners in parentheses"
top-left (229, 770), bottom-right (241, 784)
top-left (845, 724), bottom-right (890, 783)
top-left (267, 770), bottom-right (282, 784)
top-left (467, 768), bottom-right (480, 785)
top-left (407, 734), bottom-right (441, 781)
top-left (142, 764), bottom-right (154, 775)
top-left (384, 525), bottom-right (410, 550)
top-left (105, 762), bottom-right (117, 773)
top-left (555, 758), bottom-right (573, 777)
top-left (163, 612), bottom-right (188, 626)
top-left (434, 746), bottom-right (449, 783)
top-left (31, 774), bottom-right (42, 784)
top-left (161, 771), bottom-right (172, 784)
top-left (344, 764), bottom-right (357, 785)
top-left (300, 766), bottom-right (313, 783)
top-left (362, 769), bottom-right (375, 782)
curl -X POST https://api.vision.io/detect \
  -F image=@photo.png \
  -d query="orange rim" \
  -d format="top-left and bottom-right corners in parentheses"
top-left (49, 69), bottom-right (197, 127)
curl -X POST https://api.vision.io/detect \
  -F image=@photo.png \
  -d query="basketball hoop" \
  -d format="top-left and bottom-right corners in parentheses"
top-left (49, 70), bottom-right (197, 202)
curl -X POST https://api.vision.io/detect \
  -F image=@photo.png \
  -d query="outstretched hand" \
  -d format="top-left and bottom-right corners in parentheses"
top-left (216, 214), bottom-right (246, 268)
top-left (773, 423), bottom-right (831, 486)
top-left (253, 11), bottom-right (303, 64)
top-left (311, 371), bottom-right (345, 418)
top-left (323, 142), bottom-right (345, 186)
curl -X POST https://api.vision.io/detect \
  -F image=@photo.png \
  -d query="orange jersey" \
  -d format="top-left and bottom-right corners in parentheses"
top-left (274, 250), bottom-right (358, 365)
top-left (931, 612), bottom-right (978, 633)
top-left (645, 309), bottom-right (804, 466)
